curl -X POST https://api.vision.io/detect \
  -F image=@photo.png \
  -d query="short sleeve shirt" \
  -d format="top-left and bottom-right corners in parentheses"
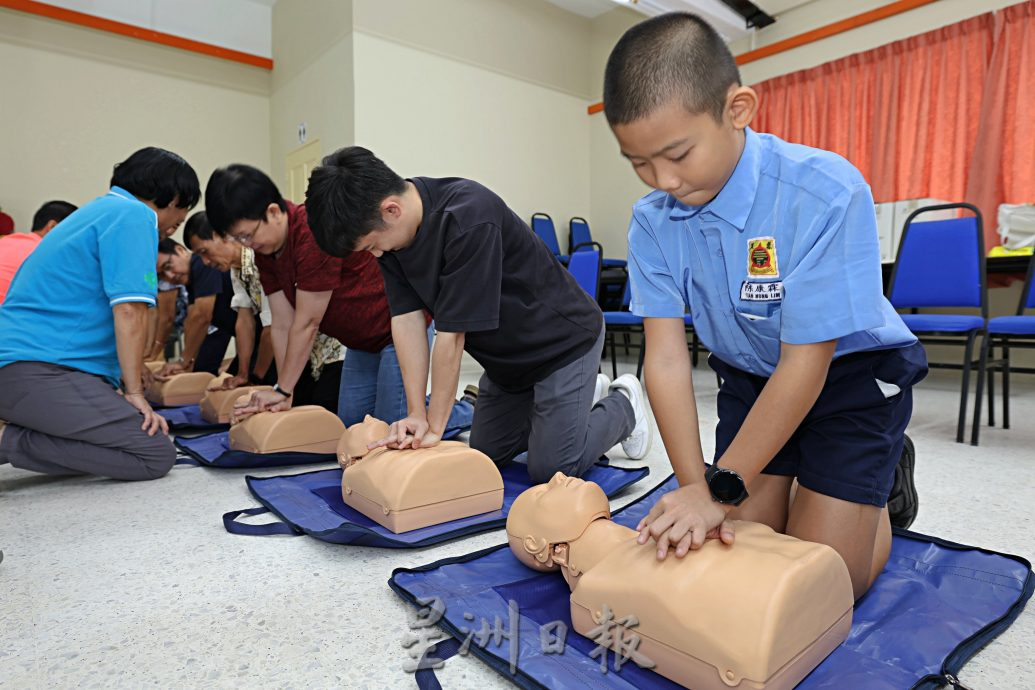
top-left (377, 177), bottom-right (602, 390)
top-left (187, 253), bottom-right (236, 333)
top-left (0, 187), bottom-right (159, 386)
top-left (628, 129), bottom-right (916, 376)
top-left (255, 201), bottom-right (393, 352)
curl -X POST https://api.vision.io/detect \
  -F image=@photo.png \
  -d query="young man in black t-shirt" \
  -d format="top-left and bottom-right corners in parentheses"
top-left (304, 146), bottom-right (651, 483)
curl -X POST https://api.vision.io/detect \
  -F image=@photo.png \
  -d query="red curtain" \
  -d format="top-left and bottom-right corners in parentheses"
top-left (965, 2), bottom-right (1035, 248)
top-left (752, 11), bottom-right (996, 219)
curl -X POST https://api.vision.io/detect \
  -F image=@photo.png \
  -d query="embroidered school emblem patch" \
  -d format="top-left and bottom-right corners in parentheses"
top-left (747, 237), bottom-right (778, 277)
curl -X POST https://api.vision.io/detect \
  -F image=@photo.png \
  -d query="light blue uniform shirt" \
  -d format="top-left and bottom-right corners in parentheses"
top-left (0, 187), bottom-right (159, 387)
top-left (628, 128), bottom-right (915, 377)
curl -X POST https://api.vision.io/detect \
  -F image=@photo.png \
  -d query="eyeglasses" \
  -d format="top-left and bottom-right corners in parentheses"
top-left (231, 218), bottom-right (263, 246)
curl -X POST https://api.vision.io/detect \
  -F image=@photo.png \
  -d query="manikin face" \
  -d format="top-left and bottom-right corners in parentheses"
top-left (506, 473), bottom-right (611, 571)
top-left (339, 415), bottom-right (391, 461)
top-left (188, 234), bottom-right (242, 272)
top-left (157, 246), bottom-right (192, 284)
top-left (226, 203), bottom-right (289, 256)
top-left (610, 89), bottom-right (756, 208)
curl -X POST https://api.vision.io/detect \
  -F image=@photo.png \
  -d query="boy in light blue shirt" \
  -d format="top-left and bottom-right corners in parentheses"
top-left (604, 13), bottom-right (926, 599)
top-left (0, 147), bottom-right (200, 481)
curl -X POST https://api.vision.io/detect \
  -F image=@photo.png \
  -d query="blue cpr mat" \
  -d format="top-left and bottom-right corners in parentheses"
top-left (158, 405), bottom-right (226, 433)
top-left (390, 475), bottom-right (1033, 690)
top-left (222, 461), bottom-right (649, 549)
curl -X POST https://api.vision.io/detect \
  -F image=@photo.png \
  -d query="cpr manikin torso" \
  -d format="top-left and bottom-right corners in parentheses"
top-left (145, 371), bottom-right (216, 406)
top-left (337, 416), bottom-right (504, 533)
top-left (199, 379), bottom-right (273, 424)
top-left (506, 474), bottom-right (854, 690)
top-left (229, 392), bottom-right (345, 454)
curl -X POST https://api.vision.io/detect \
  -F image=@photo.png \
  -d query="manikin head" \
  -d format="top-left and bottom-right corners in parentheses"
top-left (506, 473), bottom-right (611, 572)
top-left (337, 415), bottom-right (391, 466)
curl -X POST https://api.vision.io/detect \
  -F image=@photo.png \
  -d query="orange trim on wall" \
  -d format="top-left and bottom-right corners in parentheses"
top-left (0, 0), bottom-right (274, 70)
top-left (586, 0), bottom-right (937, 115)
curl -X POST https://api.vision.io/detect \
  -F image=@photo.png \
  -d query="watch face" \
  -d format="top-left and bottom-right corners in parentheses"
top-left (710, 468), bottom-right (745, 502)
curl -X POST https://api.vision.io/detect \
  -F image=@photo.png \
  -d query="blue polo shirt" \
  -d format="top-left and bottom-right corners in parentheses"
top-left (0, 187), bottom-right (159, 387)
top-left (628, 128), bottom-right (915, 377)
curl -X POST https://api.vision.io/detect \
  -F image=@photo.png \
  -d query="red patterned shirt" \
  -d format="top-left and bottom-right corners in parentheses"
top-left (256, 201), bottom-right (394, 353)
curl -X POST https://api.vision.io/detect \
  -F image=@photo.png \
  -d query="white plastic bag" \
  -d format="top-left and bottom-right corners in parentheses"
top-left (997, 203), bottom-right (1035, 249)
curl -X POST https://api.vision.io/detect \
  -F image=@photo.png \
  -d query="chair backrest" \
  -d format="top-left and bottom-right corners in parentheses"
top-left (887, 203), bottom-right (987, 317)
top-left (1018, 255), bottom-right (1035, 314)
top-left (568, 246), bottom-right (601, 300)
top-left (531, 213), bottom-right (562, 257)
top-left (622, 279), bottom-right (632, 309)
top-left (569, 216), bottom-right (592, 254)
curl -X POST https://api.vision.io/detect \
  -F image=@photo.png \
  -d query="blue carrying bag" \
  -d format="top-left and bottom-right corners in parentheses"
top-left (222, 461), bottom-right (649, 549)
top-left (158, 404), bottom-right (227, 434)
top-left (389, 475), bottom-right (1033, 689)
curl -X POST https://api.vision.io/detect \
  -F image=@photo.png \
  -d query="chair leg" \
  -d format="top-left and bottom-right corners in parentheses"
top-left (609, 332), bottom-right (618, 380)
top-left (986, 340), bottom-right (995, 428)
top-left (958, 332), bottom-right (977, 444)
top-left (622, 331), bottom-right (631, 356)
top-left (970, 331), bottom-right (989, 446)
top-left (1003, 341), bottom-right (1011, 430)
top-left (691, 331), bottom-right (699, 368)
top-left (635, 334), bottom-right (646, 379)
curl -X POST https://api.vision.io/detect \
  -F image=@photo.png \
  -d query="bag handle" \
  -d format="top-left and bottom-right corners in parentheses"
top-left (222, 507), bottom-right (300, 537)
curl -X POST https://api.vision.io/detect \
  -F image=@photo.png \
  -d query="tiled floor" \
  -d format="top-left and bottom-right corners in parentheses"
top-left (1, 355), bottom-right (1033, 689)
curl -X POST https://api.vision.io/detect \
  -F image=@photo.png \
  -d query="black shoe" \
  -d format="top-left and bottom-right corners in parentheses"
top-left (888, 434), bottom-right (918, 529)
top-left (461, 385), bottom-right (479, 406)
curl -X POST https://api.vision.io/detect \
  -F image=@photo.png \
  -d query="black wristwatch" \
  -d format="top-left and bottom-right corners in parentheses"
top-left (705, 464), bottom-right (749, 506)
top-left (272, 383), bottom-right (293, 398)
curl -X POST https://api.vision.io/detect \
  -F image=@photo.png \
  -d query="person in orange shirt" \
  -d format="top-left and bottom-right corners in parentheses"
top-left (0, 200), bottom-right (77, 305)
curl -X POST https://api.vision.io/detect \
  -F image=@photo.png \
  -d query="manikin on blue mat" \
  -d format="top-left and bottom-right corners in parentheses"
top-left (390, 474), bottom-right (1033, 689)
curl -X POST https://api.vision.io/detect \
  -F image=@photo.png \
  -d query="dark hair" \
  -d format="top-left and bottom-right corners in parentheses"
top-left (204, 164), bottom-right (287, 235)
top-left (603, 12), bottom-right (741, 125)
top-left (110, 147), bottom-right (200, 209)
top-left (305, 146), bottom-right (407, 257)
top-left (157, 237), bottom-right (183, 256)
top-left (182, 211), bottom-right (216, 247)
top-left (31, 200), bottom-right (77, 232)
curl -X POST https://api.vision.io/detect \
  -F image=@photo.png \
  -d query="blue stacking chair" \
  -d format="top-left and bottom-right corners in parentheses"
top-left (971, 255), bottom-right (1035, 445)
top-left (603, 282), bottom-right (701, 379)
top-left (531, 212), bottom-right (568, 265)
top-left (568, 216), bottom-right (627, 269)
top-left (567, 244), bottom-right (601, 301)
top-left (887, 203), bottom-right (987, 443)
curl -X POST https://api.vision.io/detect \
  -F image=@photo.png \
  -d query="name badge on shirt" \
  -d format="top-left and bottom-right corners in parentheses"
top-left (740, 280), bottom-right (783, 302)
top-left (747, 237), bottom-right (779, 277)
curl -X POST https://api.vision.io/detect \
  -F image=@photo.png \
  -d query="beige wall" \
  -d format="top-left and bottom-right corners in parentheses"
top-left (269, 0), bottom-right (354, 190)
top-left (352, 31), bottom-right (590, 226)
top-left (0, 10), bottom-right (270, 235)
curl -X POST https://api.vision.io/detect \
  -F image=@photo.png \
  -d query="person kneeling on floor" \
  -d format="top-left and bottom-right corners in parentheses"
top-left (0, 147), bottom-right (200, 480)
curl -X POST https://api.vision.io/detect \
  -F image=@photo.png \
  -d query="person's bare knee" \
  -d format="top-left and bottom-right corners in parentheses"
top-left (728, 473), bottom-right (793, 533)
top-left (786, 486), bottom-right (883, 600)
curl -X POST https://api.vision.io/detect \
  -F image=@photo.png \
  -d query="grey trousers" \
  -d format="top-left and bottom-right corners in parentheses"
top-left (469, 329), bottom-right (634, 484)
top-left (0, 361), bottom-right (175, 481)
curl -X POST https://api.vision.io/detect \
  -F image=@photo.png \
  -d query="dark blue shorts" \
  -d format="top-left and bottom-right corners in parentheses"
top-left (710, 342), bottom-right (928, 507)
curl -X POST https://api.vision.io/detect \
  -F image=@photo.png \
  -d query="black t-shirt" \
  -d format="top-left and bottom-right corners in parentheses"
top-left (378, 177), bottom-right (602, 390)
top-left (188, 253), bottom-right (236, 333)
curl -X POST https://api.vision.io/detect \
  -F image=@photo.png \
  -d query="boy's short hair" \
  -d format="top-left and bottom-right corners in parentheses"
top-left (182, 211), bottom-right (216, 247)
top-left (305, 146), bottom-right (407, 257)
top-left (31, 200), bottom-right (77, 231)
top-left (157, 237), bottom-right (183, 256)
top-left (111, 147), bottom-right (200, 210)
top-left (603, 12), bottom-right (741, 125)
top-left (204, 164), bottom-right (287, 235)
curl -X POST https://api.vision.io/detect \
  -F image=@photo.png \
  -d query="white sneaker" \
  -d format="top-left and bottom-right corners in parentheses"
top-left (610, 374), bottom-right (653, 460)
top-left (592, 373), bottom-right (611, 407)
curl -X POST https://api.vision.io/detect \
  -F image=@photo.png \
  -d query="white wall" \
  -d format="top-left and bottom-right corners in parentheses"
top-left (0, 10), bottom-right (270, 236)
top-left (352, 31), bottom-right (591, 227)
